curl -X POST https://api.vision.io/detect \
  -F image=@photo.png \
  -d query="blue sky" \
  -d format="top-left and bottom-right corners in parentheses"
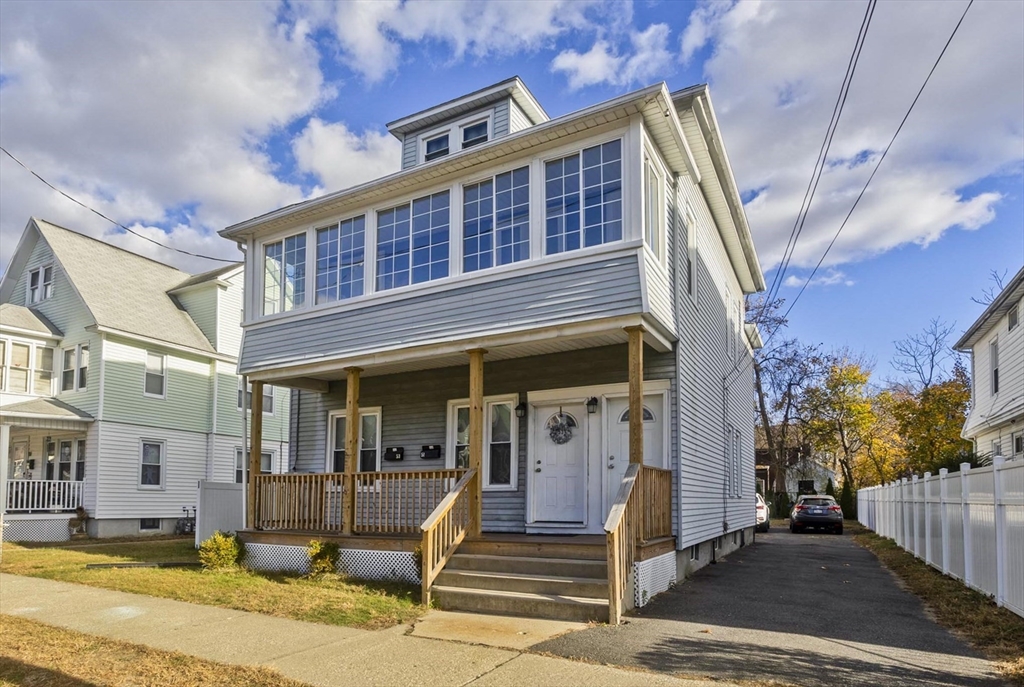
top-left (1, 0), bottom-right (1021, 382)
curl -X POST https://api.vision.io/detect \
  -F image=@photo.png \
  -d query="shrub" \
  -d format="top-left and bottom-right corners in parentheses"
top-left (411, 544), bottom-right (423, 574)
top-left (825, 478), bottom-right (836, 497)
top-left (839, 481), bottom-right (856, 520)
top-left (199, 531), bottom-right (244, 570)
top-left (307, 540), bottom-right (340, 576)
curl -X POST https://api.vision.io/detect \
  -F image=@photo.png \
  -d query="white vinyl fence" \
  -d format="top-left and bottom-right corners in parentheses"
top-left (857, 458), bottom-right (1024, 618)
top-left (195, 481), bottom-right (244, 548)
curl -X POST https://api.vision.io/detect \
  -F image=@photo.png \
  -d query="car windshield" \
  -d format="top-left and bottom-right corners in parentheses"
top-left (801, 498), bottom-right (835, 507)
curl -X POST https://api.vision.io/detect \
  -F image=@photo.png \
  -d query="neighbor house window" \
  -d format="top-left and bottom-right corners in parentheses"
top-left (315, 215), bottom-right (365, 304)
top-left (545, 139), bottom-right (622, 255)
top-left (463, 166), bottom-right (530, 272)
top-left (990, 339), bottom-right (999, 395)
top-left (376, 191), bottom-right (450, 291)
top-left (263, 233), bottom-right (306, 315)
top-left (644, 153), bottom-right (662, 258)
top-left (237, 380), bottom-right (274, 414)
top-left (1010, 301), bottom-right (1019, 331)
top-left (28, 265), bottom-right (53, 304)
top-left (686, 208), bottom-right (697, 298)
top-left (8, 342), bottom-right (30, 393)
top-left (140, 440), bottom-right (164, 488)
top-left (424, 133), bottom-right (450, 162)
top-left (446, 396), bottom-right (517, 489)
top-left (75, 439), bottom-right (86, 481)
top-left (327, 409), bottom-right (381, 472)
top-left (145, 351), bottom-right (166, 397)
top-left (0, 340), bottom-right (5, 390)
top-left (59, 440), bottom-right (73, 480)
top-left (34, 346), bottom-right (53, 395)
top-left (461, 120), bottom-right (488, 149)
top-left (61, 344), bottom-right (90, 392)
top-left (234, 449), bottom-right (273, 482)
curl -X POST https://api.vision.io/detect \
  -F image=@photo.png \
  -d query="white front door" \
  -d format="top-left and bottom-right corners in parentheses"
top-left (532, 403), bottom-right (587, 523)
top-left (604, 394), bottom-right (665, 513)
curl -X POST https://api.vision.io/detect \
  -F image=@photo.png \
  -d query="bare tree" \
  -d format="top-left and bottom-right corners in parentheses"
top-left (970, 269), bottom-right (1008, 306)
top-left (891, 318), bottom-right (958, 390)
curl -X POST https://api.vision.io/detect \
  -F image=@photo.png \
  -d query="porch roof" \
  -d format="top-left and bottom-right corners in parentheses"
top-left (0, 398), bottom-right (93, 431)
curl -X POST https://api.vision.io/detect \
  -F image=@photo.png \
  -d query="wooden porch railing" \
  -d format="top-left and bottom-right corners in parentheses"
top-left (252, 469), bottom-right (468, 534)
top-left (604, 464), bottom-right (673, 624)
top-left (7, 480), bottom-right (84, 513)
top-left (420, 468), bottom-right (476, 606)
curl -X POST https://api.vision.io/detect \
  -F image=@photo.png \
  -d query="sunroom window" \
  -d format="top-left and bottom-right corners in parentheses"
top-left (463, 166), bottom-right (530, 272)
top-left (316, 216), bottom-right (365, 304)
top-left (377, 191), bottom-right (450, 291)
top-left (263, 233), bottom-right (306, 315)
top-left (545, 139), bottom-right (622, 254)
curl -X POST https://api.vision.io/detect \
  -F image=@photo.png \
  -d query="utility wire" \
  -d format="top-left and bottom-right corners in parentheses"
top-left (763, 0), bottom-right (877, 310)
top-left (1, 145), bottom-right (237, 263)
top-left (734, 0), bottom-right (975, 387)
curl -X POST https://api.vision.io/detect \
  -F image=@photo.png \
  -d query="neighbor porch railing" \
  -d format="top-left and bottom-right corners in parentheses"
top-left (252, 469), bottom-right (468, 534)
top-left (604, 464), bottom-right (673, 624)
top-left (420, 468), bottom-right (476, 606)
top-left (6, 480), bottom-right (84, 513)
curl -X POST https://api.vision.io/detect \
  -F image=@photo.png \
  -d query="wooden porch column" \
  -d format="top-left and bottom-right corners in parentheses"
top-left (625, 326), bottom-right (645, 465)
top-left (468, 349), bottom-right (486, 538)
top-left (343, 367), bottom-right (362, 535)
top-left (248, 381), bottom-right (264, 529)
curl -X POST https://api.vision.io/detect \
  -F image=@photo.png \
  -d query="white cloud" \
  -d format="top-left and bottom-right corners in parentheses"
top-left (783, 269), bottom-right (854, 289)
top-left (686, 0), bottom-right (1024, 272)
top-left (310, 0), bottom-right (602, 84)
top-left (0, 0), bottom-right (328, 272)
top-left (292, 119), bottom-right (402, 193)
top-left (552, 24), bottom-right (674, 90)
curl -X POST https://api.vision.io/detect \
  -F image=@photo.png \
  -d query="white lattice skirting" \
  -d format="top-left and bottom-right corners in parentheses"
top-left (244, 543), bottom-right (420, 584)
top-left (634, 551), bottom-right (676, 607)
top-left (2, 516), bottom-right (71, 543)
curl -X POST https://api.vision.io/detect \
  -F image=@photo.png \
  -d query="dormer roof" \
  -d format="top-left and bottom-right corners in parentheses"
top-left (386, 76), bottom-right (548, 138)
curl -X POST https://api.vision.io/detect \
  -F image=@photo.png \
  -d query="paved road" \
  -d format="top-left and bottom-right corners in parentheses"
top-left (533, 528), bottom-right (1005, 687)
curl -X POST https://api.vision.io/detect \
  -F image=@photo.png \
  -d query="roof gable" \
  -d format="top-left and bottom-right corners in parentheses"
top-left (0, 303), bottom-right (63, 338)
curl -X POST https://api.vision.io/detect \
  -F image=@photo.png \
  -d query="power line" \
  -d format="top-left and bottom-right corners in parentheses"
top-left (0, 145), bottom-right (237, 263)
top-left (763, 0), bottom-right (877, 309)
top-left (735, 0), bottom-right (976, 387)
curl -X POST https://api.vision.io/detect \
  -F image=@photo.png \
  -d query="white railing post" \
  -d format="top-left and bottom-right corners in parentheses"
top-left (923, 472), bottom-right (932, 565)
top-left (960, 462), bottom-right (973, 590)
top-left (939, 468), bottom-right (950, 575)
top-left (993, 457), bottom-right (1007, 608)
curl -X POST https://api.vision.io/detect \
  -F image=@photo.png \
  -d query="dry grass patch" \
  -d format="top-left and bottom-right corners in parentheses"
top-left (855, 529), bottom-right (1024, 685)
top-left (1, 541), bottom-right (422, 630)
top-left (0, 614), bottom-right (311, 687)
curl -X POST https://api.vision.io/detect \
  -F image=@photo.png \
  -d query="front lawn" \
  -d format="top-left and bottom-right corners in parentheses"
top-left (0, 540), bottom-right (422, 630)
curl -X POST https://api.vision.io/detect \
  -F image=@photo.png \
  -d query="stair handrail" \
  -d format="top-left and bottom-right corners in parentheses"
top-left (420, 468), bottom-right (477, 606)
top-left (604, 463), bottom-right (641, 625)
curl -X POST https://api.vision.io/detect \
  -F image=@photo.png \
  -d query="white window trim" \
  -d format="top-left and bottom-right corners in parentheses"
top-left (325, 407), bottom-right (383, 473)
top-left (642, 141), bottom-right (667, 266)
top-left (237, 378), bottom-right (275, 416)
top-left (143, 351), bottom-right (168, 399)
top-left (235, 447), bottom-right (276, 481)
top-left (27, 264), bottom-right (54, 304)
top-left (445, 394), bottom-right (519, 491)
top-left (686, 205), bottom-right (697, 300)
top-left (417, 111), bottom-right (495, 165)
top-left (260, 231), bottom-right (307, 316)
top-left (138, 439), bottom-right (166, 490)
top-left (1009, 300), bottom-right (1019, 331)
top-left (1, 336), bottom-right (53, 396)
top-left (990, 338), bottom-right (999, 396)
top-left (60, 343), bottom-right (88, 393)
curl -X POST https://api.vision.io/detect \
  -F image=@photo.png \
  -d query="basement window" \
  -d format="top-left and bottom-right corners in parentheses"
top-left (139, 518), bottom-right (160, 531)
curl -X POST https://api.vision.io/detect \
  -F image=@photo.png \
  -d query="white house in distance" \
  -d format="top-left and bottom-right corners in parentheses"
top-left (956, 265), bottom-right (1024, 461)
top-left (0, 218), bottom-right (289, 541)
top-left (220, 77), bottom-right (765, 623)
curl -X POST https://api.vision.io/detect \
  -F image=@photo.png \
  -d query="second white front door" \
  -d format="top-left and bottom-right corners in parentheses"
top-left (532, 403), bottom-right (587, 523)
top-left (604, 394), bottom-right (665, 513)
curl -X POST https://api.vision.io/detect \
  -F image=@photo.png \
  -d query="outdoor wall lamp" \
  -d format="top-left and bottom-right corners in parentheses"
top-left (515, 402), bottom-right (527, 419)
top-left (586, 397), bottom-right (599, 414)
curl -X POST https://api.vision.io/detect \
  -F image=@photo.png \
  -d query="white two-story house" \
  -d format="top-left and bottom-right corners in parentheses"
top-left (221, 77), bottom-right (765, 623)
top-left (956, 265), bottom-right (1024, 461)
top-left (0, 218), bottom-right (289, 541)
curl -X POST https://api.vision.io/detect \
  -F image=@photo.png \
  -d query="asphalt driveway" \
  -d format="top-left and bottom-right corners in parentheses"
top-left (533, 527), bottom-right (1004, 687)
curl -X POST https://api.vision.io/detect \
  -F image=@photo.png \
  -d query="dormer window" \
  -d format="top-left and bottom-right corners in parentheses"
top-left (462, 120), bottom-right (488, 149)
top-left (425, 134), bottom-right (449, 162)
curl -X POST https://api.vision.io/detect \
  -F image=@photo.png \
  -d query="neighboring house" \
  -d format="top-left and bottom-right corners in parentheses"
top-left (955, 266), bottom-right (1024, 462)
top-left (219, 77), bottom-right (765, 622)
top-left (755, 444), bottom-right (837, 498)
top-left (0, 218), bottom-right (289, 541)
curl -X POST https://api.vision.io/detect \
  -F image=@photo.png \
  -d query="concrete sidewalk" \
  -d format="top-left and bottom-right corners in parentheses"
top-left (0, 574), bottom-right (736, 687)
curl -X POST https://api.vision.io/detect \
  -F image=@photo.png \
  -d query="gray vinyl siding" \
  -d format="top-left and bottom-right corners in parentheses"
top-left (93, 420), bottom-right (208, 519)
top-left (401, 134), bottom-right (418, 171)
top-left (175, 287), bottom-right (218, 350)
top-left (673, 171), bottom-right (757, 550)
top-left (291, 344), bottom-right (673, 532)
top-left (508, 99), bottom-right (532, 134)
top-left (240, 253), bottom-right (644, 373)
top-left (10, 236), bottom-right (101, 416)
top-left (493, 98), bottom-right (510, 138)
top-left (644, 249), bottom-right (674, 334)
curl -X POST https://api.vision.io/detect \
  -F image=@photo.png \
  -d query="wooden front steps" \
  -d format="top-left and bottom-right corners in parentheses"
top-left (431, 535), bottom-right (610, 623)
